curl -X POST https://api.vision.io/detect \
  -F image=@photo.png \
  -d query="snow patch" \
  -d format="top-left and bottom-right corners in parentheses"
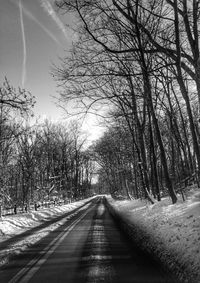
top-left (107, 187), bottom-right (200, 283)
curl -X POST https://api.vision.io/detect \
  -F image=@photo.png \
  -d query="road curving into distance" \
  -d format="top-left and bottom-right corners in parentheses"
top-left (0, 197), bottom-right (177, 283)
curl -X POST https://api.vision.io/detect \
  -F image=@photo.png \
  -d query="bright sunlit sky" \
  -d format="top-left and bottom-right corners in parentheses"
top-left (0, 0), bottom-right (104, 143)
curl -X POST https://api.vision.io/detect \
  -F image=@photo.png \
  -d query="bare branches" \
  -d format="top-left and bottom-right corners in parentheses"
top-left (53, 0), bottom-right (200, 202)
top-left (0, 77), bottom-right (35, 116)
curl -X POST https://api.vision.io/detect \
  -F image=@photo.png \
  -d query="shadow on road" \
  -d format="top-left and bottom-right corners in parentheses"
top-left (76, 198), bottom-right (179, 283)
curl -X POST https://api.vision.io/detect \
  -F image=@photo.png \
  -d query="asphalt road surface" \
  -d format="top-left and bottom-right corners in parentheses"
top-left (0, 197), bottom-right (176, 283)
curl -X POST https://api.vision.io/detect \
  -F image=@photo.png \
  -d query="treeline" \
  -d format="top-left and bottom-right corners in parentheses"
top-left (54, 0), bottom-right (200, 203)
top-left (94, 113), bottom-right (196, 202)
top-left (0, 79), bottom-right (94, 216)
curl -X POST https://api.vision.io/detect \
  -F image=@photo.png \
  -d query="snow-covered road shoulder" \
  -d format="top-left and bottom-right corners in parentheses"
top-left (106, 188), bottom-right (200, 283)
top-left (0, 197), bottom-right (96, 267)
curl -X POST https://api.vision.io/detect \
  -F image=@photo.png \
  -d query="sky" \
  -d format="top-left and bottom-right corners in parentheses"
top-left (0, 0), bottom-right (103, 143)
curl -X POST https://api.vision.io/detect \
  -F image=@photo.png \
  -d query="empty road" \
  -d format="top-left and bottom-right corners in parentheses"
top-left (0, 197), bottom-right (176, 282)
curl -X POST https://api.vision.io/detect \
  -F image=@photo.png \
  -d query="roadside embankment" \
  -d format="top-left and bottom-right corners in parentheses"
top-left (106, 189), bottom-right (200, 283)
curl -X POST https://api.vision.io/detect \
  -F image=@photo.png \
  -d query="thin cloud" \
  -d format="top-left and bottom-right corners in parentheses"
top-left (40, 0), bottom-right (68, 39)
top-left (11, 0), bottom-right (62, 46)
top-left (19, 0), bottom-right (26, 88)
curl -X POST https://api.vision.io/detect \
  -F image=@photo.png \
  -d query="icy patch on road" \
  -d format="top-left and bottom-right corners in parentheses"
top-left (97, 204), bottom-right (105, 217)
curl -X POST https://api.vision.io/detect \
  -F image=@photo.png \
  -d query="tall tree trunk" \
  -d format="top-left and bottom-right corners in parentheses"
top-left (144, 75), bottom-right (177, 203)
top-left (173, 0), bottom-right (200, 181)
top-left (148, 110), bottom-right (161, 201)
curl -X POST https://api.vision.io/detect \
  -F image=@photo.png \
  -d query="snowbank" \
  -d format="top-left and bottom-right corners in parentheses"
top-left (0, 197), bottom-right (95, 266)
top-left (106, 187), bottom-right (200, 283)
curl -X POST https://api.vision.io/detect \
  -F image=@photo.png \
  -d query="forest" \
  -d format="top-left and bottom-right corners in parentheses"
top-left (1, 0), bottom-right (200, 215)
top-left (0, 79), bottom-right (95, 217)
top-left (54, 0), bottom-right (200, 204)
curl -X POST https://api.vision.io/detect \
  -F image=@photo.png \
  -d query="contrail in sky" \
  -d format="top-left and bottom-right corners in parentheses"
top-left (11, 0), bottom-right (62, 46)
top-left (40, 0), bottom-right (68, 39)
top-left (19, 0), bottom-right (26, 88)
top-left (21, 4), bottom-right (62, 46)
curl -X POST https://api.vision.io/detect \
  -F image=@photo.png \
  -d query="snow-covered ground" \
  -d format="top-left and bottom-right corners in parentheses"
top-left (0, 197), bottom-right (95, 267)
top-left (106, 186), bottom-right (200, 283)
